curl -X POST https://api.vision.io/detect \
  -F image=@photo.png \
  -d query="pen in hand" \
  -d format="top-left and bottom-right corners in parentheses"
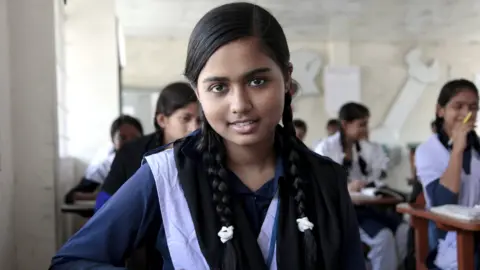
top-left (448, 111), bottom-right (472, 146)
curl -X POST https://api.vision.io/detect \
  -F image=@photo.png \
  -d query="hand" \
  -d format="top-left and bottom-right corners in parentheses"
top-left (451, 119), bottom-right (475, 153)
top-left (348, 180), bottom-right (366, 192)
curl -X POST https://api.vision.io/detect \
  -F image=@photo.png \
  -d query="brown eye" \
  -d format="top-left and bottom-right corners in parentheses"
top-left (248, 79), bottom-right (266, 87)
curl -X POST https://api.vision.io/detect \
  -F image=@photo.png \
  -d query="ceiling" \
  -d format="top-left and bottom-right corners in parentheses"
top-left (116, 0), bottom-right (480, 42)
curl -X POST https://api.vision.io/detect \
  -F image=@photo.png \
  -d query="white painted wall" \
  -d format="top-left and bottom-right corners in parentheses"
top-left (0, 0), bottom-right (15, 268)
top-left (64, 0), bottom-right (120, 166)
top-left (4, 0), bottom-right (59, 269)
top-left (0, 0), bottom-right (121, 268)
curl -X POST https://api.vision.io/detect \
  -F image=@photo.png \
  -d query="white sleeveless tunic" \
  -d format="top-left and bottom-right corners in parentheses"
top-left (416, 135), bottom-right (480, 269)
top-left (145, 149), bottom-right (279, 270)
top-left (314, 132), bottom-right (389, 184)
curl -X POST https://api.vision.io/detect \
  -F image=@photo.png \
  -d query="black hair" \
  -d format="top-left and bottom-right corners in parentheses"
top-left (326, 118), bottom-right (340, 128)
top-left (110, 115), bottom-right (143, 140)
top-left (430, 120), bottom-right (436, 129)
top-left (338, 102), bottom-right (370, 176)
top-left (435, 79), bottom-right (480, 155)
top-left (184, 2), bottom-right (317, 269)
top-left (153, 82), bottom-right (198, 145)
top-left (293, 119), bottom-right (307, 132)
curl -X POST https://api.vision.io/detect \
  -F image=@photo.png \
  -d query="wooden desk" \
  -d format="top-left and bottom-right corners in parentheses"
top-left (61, 200), bottom-right (95, 216)
top-left (350, 193), bottom-right (403, 206)
top-left (397, 203), bottom-right (480, 270)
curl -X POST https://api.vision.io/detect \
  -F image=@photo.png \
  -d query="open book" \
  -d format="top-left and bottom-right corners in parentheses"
top-left (359, 187), bottom-right (406, 201)
top-left (430, 204), bottom-right (480, 221)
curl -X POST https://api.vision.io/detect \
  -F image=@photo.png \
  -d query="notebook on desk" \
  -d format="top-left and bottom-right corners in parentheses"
top-left (430, 204), bottom-right (480, 221)
top-left (360, 187), bottom-right (406, 201)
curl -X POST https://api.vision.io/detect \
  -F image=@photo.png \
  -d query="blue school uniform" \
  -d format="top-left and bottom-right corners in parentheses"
top-left (51, 129), bottom-right (365, 270)
top-left (416, 134), bottom-right (480, 269)
top-left (315, 132), bottom-right (408, 270)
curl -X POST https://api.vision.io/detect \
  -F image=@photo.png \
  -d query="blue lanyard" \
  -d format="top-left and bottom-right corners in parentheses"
top-left (266, 199), bottom-right (280, 269)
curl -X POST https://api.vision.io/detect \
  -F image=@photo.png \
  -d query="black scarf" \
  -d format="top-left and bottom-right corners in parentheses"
top-left (172, 128), bottom-right (346, 269)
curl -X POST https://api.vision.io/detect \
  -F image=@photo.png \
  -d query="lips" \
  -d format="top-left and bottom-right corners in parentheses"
top-left (228, 119), bottom-right (259, 134)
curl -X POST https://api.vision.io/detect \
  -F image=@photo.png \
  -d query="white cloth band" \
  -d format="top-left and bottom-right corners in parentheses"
top-left (296, 217), bottom-right (314, 232)
top-left (217, 226), bottom-right (234, 243)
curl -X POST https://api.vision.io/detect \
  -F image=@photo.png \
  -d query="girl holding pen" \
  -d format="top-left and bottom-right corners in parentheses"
top-left (415, 79), bottom-right (480, 269)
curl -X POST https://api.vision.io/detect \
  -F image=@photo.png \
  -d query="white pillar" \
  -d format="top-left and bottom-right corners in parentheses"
top-left (7, 0), bottom-right (59, 268)
top-left (64, 0), bottom-right (120, 166)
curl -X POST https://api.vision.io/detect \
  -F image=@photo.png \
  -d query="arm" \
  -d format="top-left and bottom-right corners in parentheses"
top-left (51, 164), bottom-right (161, 270)
top-left (95, 150), bottom-right (129, 211)
top-left (335, 165), bottom-right (366, 270)
top-left (415, 146), bottom-right (459, 207)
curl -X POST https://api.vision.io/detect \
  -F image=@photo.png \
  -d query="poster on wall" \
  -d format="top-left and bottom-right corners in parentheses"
top-left (323, 66), bottom-right (361, 117)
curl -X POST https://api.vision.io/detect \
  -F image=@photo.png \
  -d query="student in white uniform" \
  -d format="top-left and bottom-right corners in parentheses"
top-left (315, 102), bottom-right (408, 270)
top-left (415, 79), bottom-right (480, 270)
top-left (64, 115), bottom-right (143, 203)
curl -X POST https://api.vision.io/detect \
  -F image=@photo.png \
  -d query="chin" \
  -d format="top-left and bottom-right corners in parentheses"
top-left (222, 131), bottom-right (270, 147)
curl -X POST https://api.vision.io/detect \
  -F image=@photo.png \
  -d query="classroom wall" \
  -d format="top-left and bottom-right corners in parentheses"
top-left (0, 0), bottom-right (60, 269)
top-left (0, 0), bottom-right (16, 268)
top-left (122, 37), bottom-right (480, 190)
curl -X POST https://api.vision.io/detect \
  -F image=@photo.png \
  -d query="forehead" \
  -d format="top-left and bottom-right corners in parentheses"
top-left (198, 37), bottom-right (281, 80)
top-left (448, 89), bottom-right (478, 104)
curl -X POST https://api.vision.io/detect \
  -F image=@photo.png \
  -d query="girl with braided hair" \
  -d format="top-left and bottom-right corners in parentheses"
top-left (50, 3), bottom-right (364, 270)
top-left (315, 102), bottom-right (409, 270)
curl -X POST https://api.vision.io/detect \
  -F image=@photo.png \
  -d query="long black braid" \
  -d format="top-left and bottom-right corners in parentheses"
top-left (338, 102), bottom-right (370, 177)
top-left (339, 130), bottom-right (368, 176)
top-left (196, 113), bottom-right (237, 270)
top-left (282, 92), bottom-right (318, 269)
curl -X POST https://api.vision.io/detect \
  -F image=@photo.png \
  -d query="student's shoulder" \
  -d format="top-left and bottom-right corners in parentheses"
top-left (415, 134), bottom-right (443, 159)
top-left (313, 133), bottom-right (340, 153)
top-left (305, 148), bottom-right (345, 174)
top-left (122, 133), bottom-right (157, 154)
top-left (297, 140), bottom-right (346, 184)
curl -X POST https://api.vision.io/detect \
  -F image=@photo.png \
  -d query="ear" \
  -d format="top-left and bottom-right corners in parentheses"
top-left (285, 62), bottom-right (293, 93)
top-left (340, 120), bottom-right (349, 130)
top-left (156, 114), bottom-right (168, 129)
top-left (436, 104), bottom-right (445, 118)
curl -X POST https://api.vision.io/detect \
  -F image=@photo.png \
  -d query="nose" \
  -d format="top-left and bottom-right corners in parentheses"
top-left (460, 107), bottom-right (471, 119)
top-left (229, 86), bottom-right (253, 114)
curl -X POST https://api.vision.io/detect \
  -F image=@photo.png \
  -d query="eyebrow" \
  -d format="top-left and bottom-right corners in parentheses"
top-left (202, 67), bottom-right (271, 83)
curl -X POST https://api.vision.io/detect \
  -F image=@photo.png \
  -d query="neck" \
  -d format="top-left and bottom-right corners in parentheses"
top-left (224, 136), bottom-right (276, 171)
top-left (443, 126), bottom-right (453, 139)
top-left (344, 137), bottom-right (355, 149)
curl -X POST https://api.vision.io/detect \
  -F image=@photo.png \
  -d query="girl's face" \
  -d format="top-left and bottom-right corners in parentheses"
top-left (342, 116), bottom-right (369, 141)
top-left (112, 124), bottom-right (142, 150)
top-left (195, 37), bottom-right (289, 147)
top-left (437, 89), bottom-right (478, 134)
top-left (156, 102), bottom-right (201, 144)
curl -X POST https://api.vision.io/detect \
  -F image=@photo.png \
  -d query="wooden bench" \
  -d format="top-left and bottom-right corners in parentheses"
top-left (397, 200), bottom-right (480, 270)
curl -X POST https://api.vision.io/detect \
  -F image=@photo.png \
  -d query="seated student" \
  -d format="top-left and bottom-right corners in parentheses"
top-left (293, 118), bottom-right (307, 141)
top-left (95, 82), bottom-right (200, 211)
top-left (315, 102), bottom-right (408, 270)
top-left (326, 118), bottom-right (340, 136)
top-left (50, 3), bottom-right (365, 270)
top-left (64, 115), bottom-right (143, 204)
top-left (415, 79), bottom-right (480, 270)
